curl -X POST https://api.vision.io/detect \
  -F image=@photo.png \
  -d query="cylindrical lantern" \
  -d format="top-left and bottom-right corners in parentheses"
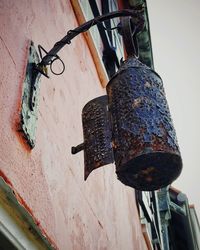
top-left (106, 57), bottom-right (182, 191)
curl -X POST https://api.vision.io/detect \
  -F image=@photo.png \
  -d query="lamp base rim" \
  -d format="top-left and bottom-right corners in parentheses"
top-left (116, 151), bottom-right (182, 191)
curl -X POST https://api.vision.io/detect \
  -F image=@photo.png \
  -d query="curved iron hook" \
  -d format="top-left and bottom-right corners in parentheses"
top-left (36, 8), bottom-right (144, 77)
top-left (121, 14), bottom-right (145, 58)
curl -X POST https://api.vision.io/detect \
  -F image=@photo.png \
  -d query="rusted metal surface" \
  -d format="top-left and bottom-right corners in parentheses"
top-left (71, 143), bottom-right (84, 154)
top-left (120, 16), bottom-right (143, 58)
top-left (38, 9), bottom-right (144, 68)
top-left (106, 56), bottom-right (182, 191)
top-left (70, 7), bottom-right (182, 191)
top-left (82, 96), bottom-right (114, 180)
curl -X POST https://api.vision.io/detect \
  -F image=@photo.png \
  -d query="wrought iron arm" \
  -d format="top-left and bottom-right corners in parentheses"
top-left (36, 9), bottom-right (144, 76)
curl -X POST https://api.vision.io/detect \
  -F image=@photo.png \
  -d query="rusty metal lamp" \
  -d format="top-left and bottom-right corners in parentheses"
top-left (25, 9), bottom-right (182, 191)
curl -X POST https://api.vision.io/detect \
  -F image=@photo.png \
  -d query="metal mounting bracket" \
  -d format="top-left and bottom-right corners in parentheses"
top-left (20, 41), bottom-right (41, 148)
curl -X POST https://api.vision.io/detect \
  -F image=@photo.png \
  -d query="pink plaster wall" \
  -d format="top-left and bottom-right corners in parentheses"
top-left (0, 1), bottom-right (147, 249)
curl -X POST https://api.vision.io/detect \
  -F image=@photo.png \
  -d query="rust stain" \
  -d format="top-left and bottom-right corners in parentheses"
top-left (14, 39), bottom-right (33, 151)
top-left (0, 169), bottom-right (13, 188)
top-left (0, 170), bottom-right (58, 250)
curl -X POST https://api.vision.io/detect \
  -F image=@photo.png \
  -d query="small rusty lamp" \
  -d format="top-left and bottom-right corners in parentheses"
top-left (105, 17), bottom-right (182, 190)
top-left (106, 57), bottom-right (182, 190)
top-left (30, 9), bottom-right (182, 191)
top-left (75, 56), bottom-right (182, 191)
top-left (74, 16), bottom-right (182, 191)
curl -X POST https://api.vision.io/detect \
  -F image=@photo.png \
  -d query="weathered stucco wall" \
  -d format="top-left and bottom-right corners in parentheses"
top-left (0, 1), bottom-right (147, 249)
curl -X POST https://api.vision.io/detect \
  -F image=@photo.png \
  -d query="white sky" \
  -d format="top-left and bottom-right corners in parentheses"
top-left (147, 0), bottom-right (200, 218)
